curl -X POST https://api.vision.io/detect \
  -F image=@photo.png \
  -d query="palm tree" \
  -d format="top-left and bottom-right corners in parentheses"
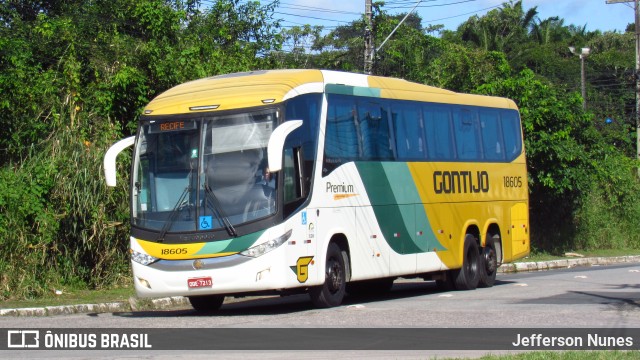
top-left (458, 0), bottom-right (538, 53)
top-left (530, 17), bottom-right (569, 45)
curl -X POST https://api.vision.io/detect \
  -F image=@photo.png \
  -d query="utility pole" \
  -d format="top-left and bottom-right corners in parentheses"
top-left (364, 0), bottom-right (422, 74)
top-left (607, 0), bottom-right (640, 166)
top-left (364, 0), bottom-right (374, 75)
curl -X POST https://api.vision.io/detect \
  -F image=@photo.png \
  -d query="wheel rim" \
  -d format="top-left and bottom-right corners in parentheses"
top-left (326, 256), bottom-right (343, 294)
top-left (484, 247), bottom-right (497, 273)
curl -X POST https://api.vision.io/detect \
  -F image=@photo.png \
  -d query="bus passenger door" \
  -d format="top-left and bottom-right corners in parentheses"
top-left (282, 147), bottom-right (316, 285)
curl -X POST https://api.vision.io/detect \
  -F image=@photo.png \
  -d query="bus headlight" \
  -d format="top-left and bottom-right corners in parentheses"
top-left (240, 229), bottom-right (292, 258)
top-left (130, 249), bottom-right (159, 266)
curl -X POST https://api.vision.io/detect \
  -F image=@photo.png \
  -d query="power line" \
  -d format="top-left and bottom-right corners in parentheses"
top-left (423, 4), bottom-right (502, 23)
top-left (386, 0), bottom-right (480, 9)
top-left (279, 4), bottom-right (360, 16)
top-left (275, 11), bottom-right (354, 24)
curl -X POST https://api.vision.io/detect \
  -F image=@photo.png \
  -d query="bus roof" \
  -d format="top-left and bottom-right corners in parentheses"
top-left (143, 69), bottom-right (518, 115)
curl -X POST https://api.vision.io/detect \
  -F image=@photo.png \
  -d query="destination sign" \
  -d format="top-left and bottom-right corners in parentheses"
top-left (149, 120), bottom-right (197, 133)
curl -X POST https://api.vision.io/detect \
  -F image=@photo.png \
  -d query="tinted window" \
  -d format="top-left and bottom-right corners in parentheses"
top-left (392, 102), bottom-right (425, 160)
top-left (325, 95), bottom-right (359, 160)
top-left (323, 94), bottom-right (523, 173)
top-left (358, 100), bottom-right (393, 160)
top-left (452, 108), bottom-right (481, 160)
top-left (480, 110), bottom-right (504, 161)
top-left (423, 105), bottom-right (454, 160)
top-left (284, 94), bottom-right (322, 216)
top-left (285, 94), bottom-right (321, 159)
top-left (501, 110), bottom-right (523, 161)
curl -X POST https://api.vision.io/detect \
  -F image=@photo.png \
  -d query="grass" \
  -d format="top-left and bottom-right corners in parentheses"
top-left (1, 286), bottom-right (135, 309)
top-left (516, 249), bottom-right (640, 263)
top-left (474, 351), bottom-right (639, 360)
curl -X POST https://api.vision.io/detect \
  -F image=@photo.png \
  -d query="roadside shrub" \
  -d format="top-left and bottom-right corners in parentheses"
top-left (0, 124), bottom-right (130, 300)
top-left (573, 154), bottom-right (640, 251)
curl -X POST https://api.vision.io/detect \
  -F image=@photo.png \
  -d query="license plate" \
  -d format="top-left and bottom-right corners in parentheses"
top-left (187, 276), bottom-right (213, 289)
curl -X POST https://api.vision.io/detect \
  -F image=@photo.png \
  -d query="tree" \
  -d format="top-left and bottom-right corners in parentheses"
top-left (477, 69), bottom-right (640, 251)
top-left (0, 0), bottom-right (288, 299)
top-left (456, 0), bottom-right (538, 54)
top-left (530, 17), bottom-right (569, 45)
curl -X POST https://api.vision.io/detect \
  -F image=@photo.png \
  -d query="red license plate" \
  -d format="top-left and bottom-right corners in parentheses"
top-left (187, 276), bottom-right (213, 289)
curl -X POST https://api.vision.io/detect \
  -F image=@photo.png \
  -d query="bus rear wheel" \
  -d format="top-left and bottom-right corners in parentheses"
top-left (188, 295), bottom-right (224, 313)
top-left (453, 234), bottom-right (480, 291)
top-left (478, 236), bottom-right (498, 288)
top-left (309, 242), bottom-right (347, 308)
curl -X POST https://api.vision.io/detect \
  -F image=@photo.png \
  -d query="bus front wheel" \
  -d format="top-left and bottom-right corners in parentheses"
top-left (188, 295), bottom-right (224, 313)
top-left (453, 234), bottom-right (480, 291)
top-left (309, 242), bottom-right (347, 308)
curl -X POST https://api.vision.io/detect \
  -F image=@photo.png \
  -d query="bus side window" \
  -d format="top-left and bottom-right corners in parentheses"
top-left (392, 102), bottom-right (425, 160)
top-left (480, 110), bottom-right (505, 161)
top-left (284, 147), bottom-right (305, 217)
top-left (357, 100), bottom-right (393, 160)
top-left (501, 110), bottom-right (523, 161)
top-left (423, 105), bottom-right (454, 160)
top-left (324, 95), bottom-right (359, 174)
top-left (453, 108), bottom-right (481, 160)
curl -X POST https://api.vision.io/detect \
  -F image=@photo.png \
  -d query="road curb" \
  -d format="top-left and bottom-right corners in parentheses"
top-left (497, 255), bottom-right (640, 273)
top-left (0, 297), bottom-right (190, 318)
top-left (2, 255), bottom-right (640, 317)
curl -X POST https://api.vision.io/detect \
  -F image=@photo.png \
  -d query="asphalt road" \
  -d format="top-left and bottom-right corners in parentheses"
top-left (2, 263), bottom-right (640, 358)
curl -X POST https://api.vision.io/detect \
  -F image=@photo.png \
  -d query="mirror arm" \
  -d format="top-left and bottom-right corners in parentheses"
top-left (104, 136), bottom-right (135, 187)
top-left (267, 120), bottom-right (303, 172)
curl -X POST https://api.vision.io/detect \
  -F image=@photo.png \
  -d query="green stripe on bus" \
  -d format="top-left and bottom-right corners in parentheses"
top-left (194, 230), bottom-right (264, 255)
top-left (356, 162), bottom-right (444, 254)
top-left (325, 84), bottom-right (381, 97)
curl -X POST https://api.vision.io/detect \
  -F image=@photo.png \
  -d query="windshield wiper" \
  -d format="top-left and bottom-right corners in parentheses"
top-left (203, 184), bottom-right (238, 237)
top-left (156, 185), bottom-right (192, 242)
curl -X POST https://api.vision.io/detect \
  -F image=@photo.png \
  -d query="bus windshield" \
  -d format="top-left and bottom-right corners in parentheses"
top-left (132, 109), bottom-right (278, 235)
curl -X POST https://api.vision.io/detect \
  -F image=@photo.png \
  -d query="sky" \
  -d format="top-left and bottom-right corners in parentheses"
top-left (269, 0), bottom-right (636, 34)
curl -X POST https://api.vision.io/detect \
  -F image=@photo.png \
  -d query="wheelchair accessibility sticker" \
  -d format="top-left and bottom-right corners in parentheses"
top-left (199, 216), bottom-right (213, 230)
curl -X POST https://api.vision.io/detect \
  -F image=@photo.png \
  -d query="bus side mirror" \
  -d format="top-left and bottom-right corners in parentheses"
top-left (104, 136), bottom-right (135, 187)
top-left (267, 120), bottom-right (303, 172)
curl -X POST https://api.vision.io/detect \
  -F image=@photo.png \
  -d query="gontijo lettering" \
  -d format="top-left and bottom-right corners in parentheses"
top-left (433, 170), bottom-right (489, 194)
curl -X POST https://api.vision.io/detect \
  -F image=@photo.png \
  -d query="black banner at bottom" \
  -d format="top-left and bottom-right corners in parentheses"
top-left (2, 328), bottom-right (639, 351)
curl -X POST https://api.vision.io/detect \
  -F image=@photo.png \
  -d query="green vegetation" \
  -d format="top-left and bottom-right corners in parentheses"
top-left (518, 249), bottom-right (640, 263)
top-left (1, 0), bottom-right (639, 300)
top-left (1, 286), bottom-right (135, 310)
top-left (473, 351), bottom-right (639, 360)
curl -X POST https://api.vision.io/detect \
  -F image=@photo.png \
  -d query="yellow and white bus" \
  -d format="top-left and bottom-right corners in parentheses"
top-left (104, 69), bottom-right (529, 311)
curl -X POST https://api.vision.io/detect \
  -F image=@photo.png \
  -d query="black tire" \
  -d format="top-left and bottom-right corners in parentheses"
top-left (478, 236), bottom-right (498, 288)
top-left (452, 234), bottom-right (480, 291)
top-left (188, 295), bottom-right (224, 313)
top-left (309, 242), bottom-right (347, 308)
